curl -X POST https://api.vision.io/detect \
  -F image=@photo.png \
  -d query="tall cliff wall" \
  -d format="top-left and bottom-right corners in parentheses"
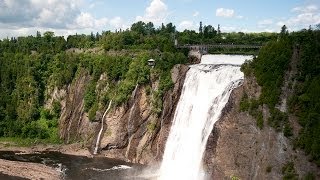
top-left (53, 64), bottom-right (188, 164)
top-left (50, 60), bottom-right (319, 179)
top-left (204, 75), bottom-right (320, 179)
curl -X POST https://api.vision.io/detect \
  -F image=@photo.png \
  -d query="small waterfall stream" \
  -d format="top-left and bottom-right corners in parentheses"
top-left (94, 100), bottom-right (113, 155)
top-left (159, 55), bottom-right (252, 180)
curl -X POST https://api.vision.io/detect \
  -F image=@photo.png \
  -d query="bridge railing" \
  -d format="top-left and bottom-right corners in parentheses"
top-left (177, 44), bottom-right (263, 49)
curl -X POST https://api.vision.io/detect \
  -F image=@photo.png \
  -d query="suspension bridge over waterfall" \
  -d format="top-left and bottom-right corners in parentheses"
top-left (176, 44), bottom-right (263, 52)
top-left (173, 38), bottom-right (263, 62)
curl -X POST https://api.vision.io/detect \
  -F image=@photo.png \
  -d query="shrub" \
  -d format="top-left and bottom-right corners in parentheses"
top-left (282, 162), bottom-right (298, 180)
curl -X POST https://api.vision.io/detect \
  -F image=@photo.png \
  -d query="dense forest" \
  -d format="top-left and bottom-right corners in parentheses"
top-left (241, 25), bottom-right (320, 166)
top-left (0, 22), bottom-right (191, 143)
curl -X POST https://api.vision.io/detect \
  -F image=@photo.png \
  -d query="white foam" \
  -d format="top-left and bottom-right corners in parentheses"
top-left (159, 55), bottom-right (247, 180)
top-left (85, 165), bottom-right (132, 172)
top-left (201, 54), bottom-right (253, 65)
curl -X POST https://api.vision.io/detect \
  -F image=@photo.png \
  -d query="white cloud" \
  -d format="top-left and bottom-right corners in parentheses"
top-left (193, 11), bottom-right (199, 17)
top-left (0, 0), bottom-right (112, 39)
top-left (220, 26), bottom-right (236, 32)
top-left (277, 4), bottom-right (320, 30)
top-left (291, 5), bottom-right (318, 13)
top-left (136, 0), bottom-right (168, 25)
top-left (178, 20), bottom-right (196, 31)
top-left (263, 28), bottom-right (276, 32)
top-left (286, 13), bottom-right (320, 26)
top-left (220, 25), bottom-right (252, 33)
top-left (236, 15), bottom-right (244, 19)
top-left (110, 17), bottom-right (128, 30)
top-left (276, 21), bottom-right (285, 27)
top-left (258, 19), bottom-right (273, 25)
top-left (257, 19), bottom-right (273, 28)
top-left (70, 12), bottom-right (108, 29)
top-left (216, 8), bottom-right (234, 18)
top-left (0, 0), bottom-right (80, 28)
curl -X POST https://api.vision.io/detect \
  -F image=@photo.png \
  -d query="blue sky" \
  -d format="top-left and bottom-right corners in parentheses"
top-left (0, 0), bottom-right (319, 38)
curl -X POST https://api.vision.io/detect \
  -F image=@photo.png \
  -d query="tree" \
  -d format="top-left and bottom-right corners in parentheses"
top-left (217, 24), bottom-right (221, 35)
top-left (165, 23), bottom-right (176, 34)
top-left (36, 31), bottom-right (41, 38)
top-left (131, 21), bottom-right (146, 35)
top-left (145, 22), bottom-right (155, 35)
top-left (199, 21), bottom-right (203, 34)
top-left (44, 31), bottom-right (54, 38)
top-left (280, 25), bottom-right (288, 36)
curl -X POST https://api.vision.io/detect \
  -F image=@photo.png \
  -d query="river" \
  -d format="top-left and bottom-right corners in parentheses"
top-left (0, 151), bottom-right (145, 180)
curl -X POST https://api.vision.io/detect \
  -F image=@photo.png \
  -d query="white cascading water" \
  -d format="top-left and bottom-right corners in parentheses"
top-left (94, 100), bottom-right (112, 155)
top-left (159, 55), bottom-right (252, 180)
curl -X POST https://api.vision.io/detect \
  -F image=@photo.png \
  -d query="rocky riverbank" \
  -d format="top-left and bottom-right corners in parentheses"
top-left (0, 142), bottom-right (92, 179)
top-left (0, 158), bottom-right (61, 180)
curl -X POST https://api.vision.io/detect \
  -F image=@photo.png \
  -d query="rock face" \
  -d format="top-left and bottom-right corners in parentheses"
top-left (55, 64), bottom-right (189, 164)
top-left (54, 59), bottom-right (319, 179)
top-left (98, 64), bottom-right (189, 164)
top-left (204, 75), bottom-right (320, 179)
top-left (58, 70), bottom-right (98, 145)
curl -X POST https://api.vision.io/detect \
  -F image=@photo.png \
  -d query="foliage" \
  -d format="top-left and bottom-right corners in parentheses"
top-left (88, 103), bottom-right (98, 122)
top-left (282, 162), bottom-right (298, 180)
top-left (242, 27), bottom-right (320, 165)
top-left (304, 172), bottom-right (315, 180)
top-left (230, 175), bottom-right (240, 180)
top-left (288, 29), bottom-right (320, 165)
top-left (0, 21), bottom-right (270, 143)
top-left (147, 120), bottom-right (157, 132)
top-left (252, 38), bottom-right (292, 108)
top-left (239, 93), bottom-right (263, 129)
top-left (266, 166), bottom-right (272, 173)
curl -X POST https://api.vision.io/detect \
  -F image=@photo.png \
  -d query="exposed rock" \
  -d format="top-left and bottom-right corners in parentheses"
top-left (97, 64), bottom-right (189, 164)
top-left (188, 50), bottom-right (202, 64)
top-left (59, 70), bottom-right (97, 145)
top-left (0, 159), bottom-right (61, 180)
top-left (204, 75), bottom-right (320, 179)
top-left (277, 46), bottom-right (300, 113)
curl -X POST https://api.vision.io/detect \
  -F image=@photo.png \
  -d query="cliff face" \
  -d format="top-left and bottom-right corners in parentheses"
top-left (54, 64), bottom-right (188, 164)
top-left (47, 69), bottom-right (103, 147)
top-left (204, 75), bottom-right (320, 179)
top-left (52, 58), bottom-right (319, 179)
top-left (97, 64), bottom-right (189, 164)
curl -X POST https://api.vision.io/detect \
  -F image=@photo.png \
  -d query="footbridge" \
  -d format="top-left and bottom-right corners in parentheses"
top-left (177, 44), bottom-right (263, 52)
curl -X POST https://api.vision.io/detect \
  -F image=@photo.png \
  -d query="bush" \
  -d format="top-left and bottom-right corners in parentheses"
top-left (282, 162), bottom-right (298, 180)
top-left (268, 109), bottom-right (288, 132)
top-left (84, 81), bottom-right (97, 112)
top-left (239, 93), bottom-right (250, 112)
top-left (304, 172), bottom-right (315, 180)
top-left (266, 166), bottom-right (272, 173)
top-left (88, 103), bottom-right (98, 121)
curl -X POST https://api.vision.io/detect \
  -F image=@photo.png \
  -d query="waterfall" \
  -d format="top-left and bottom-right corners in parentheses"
top-left (159, 55), bottom-right (251, 180)
top-left (93, 100), bottom-right (112, 155)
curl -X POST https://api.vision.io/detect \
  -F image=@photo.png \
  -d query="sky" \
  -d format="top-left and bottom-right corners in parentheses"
top-left (0, 0), bottom-right (319, 39)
